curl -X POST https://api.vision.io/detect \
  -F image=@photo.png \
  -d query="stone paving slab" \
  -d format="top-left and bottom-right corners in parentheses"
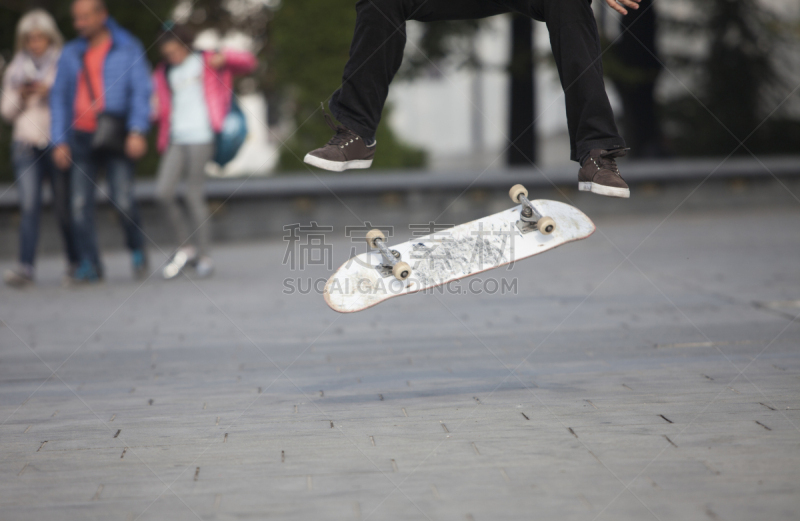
top-left (1, 206), bottom-right (799, 521)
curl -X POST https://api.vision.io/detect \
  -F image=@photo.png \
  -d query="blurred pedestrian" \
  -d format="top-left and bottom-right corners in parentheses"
top-left (2, 9), bottom-right (79, 288)
top-left (50, 0), bottom-right (152, 283)
top-left (305, 0), bottom-right (641, 199)
top-left (152, 24), bottom-right (256, 280)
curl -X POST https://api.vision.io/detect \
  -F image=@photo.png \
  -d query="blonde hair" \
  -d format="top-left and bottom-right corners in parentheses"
top-left (15, 9), bottom-right (64, 53)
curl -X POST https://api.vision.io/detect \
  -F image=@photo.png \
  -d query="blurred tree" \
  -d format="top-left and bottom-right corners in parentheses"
top-left (269, 0), bottom-right (425, 172)
top-left (659, 0), bottom-right (800, 156)
top-left (0, 0), bottom-right (173, 68)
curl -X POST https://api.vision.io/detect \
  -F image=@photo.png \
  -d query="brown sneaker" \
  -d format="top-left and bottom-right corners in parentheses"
top-left (578, 148), bottom-right (631, 198)
top-left (304, 112), bottom-right (375, 172)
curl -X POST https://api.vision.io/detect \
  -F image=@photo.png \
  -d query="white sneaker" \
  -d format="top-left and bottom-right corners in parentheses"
top-left (162, 246), bottom-right (197, 280)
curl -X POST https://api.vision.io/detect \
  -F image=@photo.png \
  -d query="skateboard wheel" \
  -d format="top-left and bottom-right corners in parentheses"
top-left (537, 216), bottom-right (556, 235)
top-left (392, 262), bottom-right (411, 281)
top-left (366, 229), bottom-right (386, 249)
top-left (509, 184), bottom-right (528, 203)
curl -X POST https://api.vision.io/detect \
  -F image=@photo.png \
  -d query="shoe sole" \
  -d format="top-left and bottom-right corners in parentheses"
top-left (579, 182), bottom-right (630, 199)
top-left (304, 154), bottom-right (373, 172)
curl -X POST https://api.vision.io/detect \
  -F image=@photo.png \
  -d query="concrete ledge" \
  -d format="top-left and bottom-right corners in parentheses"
top-left (1, 155), bottom-right (798, 208)
top-left (1, 155), bottom-right (798, 260)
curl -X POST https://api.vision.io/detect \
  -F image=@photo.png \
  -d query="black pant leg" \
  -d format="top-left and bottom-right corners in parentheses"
top-left (530, 0), bottom-right (625, 162)
top-left (329, 0), bottom-right (509, 141)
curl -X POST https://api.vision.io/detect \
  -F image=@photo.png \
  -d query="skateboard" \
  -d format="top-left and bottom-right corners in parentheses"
top-left (323, 185), bottom-right (596, 313)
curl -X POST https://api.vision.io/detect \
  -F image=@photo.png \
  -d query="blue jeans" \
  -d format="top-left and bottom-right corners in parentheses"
top-left (12, 142), bottom-right (79, 268)
top-left (70, 131), bottom-right (144, 268)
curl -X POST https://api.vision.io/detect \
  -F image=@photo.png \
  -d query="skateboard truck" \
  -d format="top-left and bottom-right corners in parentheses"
top-left (366, 229), bottom-right (412, 281)
top-left (509, 184), bottom-right (556, 235)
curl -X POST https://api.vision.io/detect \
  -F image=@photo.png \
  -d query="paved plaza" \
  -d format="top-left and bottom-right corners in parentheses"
top-left (1, 204), bottom-right (799, 521)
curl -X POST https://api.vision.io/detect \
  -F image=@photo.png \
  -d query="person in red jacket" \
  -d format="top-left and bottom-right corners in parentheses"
top-left (151, 24), bottom-right (256, 279)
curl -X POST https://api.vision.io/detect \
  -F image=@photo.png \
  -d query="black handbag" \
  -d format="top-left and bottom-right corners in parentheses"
top-left (82, 56), bottom-right (127, 154)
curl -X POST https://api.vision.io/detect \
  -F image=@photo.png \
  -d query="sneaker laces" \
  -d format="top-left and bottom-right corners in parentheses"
top-left (596, 149), bottom-right (627, 177)
top-left (321, 104), bottom-right (360, 148)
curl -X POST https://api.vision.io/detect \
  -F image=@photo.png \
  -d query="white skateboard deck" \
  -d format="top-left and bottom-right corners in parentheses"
top-left (324, 200), bottom-right (595, 313)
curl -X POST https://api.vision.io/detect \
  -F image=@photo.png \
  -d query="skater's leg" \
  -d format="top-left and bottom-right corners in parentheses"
top-left (329, 0), bottom-right (510, 142)
top-left (531, 0), bottom-right (626, 163)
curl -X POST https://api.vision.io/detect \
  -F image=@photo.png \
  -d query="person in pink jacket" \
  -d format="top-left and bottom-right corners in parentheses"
top-left (152, 24), bottom-right (256, 280)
